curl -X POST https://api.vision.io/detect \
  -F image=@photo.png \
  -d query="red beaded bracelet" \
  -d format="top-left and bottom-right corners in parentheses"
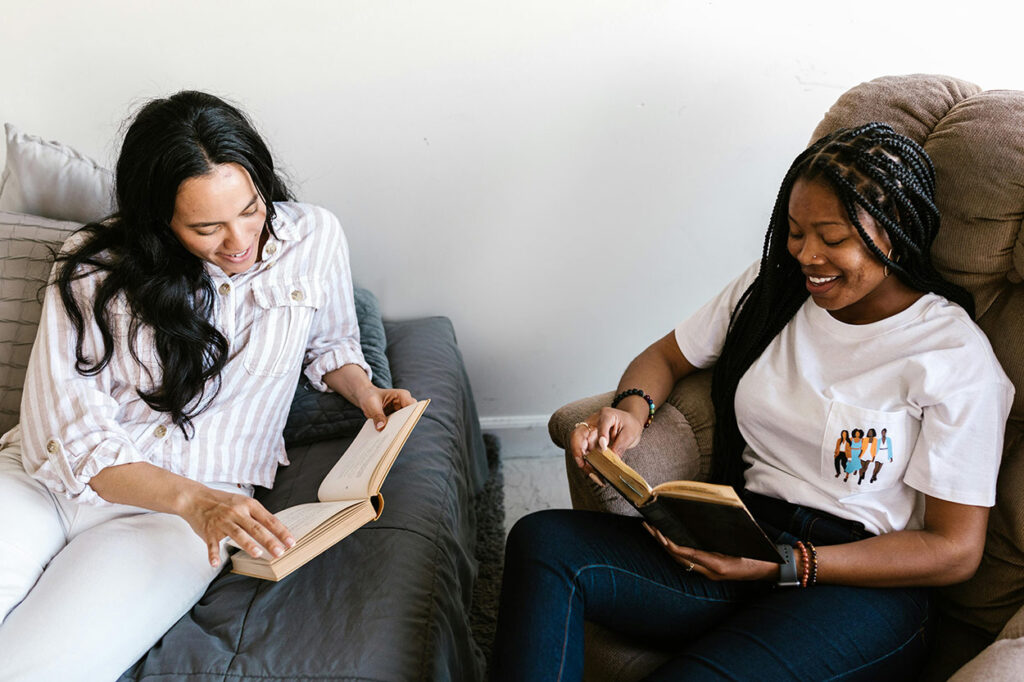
top-left (795, 541), bottom-right (811, 588)
top-left (611, 388), bottom-right (655, 428)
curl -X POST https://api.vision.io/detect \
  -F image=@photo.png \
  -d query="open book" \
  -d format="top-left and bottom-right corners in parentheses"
top-left (230, 399), bottom-right (430, 581)
top-left (584, 447), bottom-right (783, 563)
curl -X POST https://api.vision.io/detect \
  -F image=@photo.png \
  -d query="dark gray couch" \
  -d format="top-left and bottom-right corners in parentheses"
top-left (119, 316), bottom-right (489, 681)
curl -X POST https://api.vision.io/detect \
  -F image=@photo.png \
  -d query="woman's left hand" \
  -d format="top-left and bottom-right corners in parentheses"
top-left (356, 385), bottom-right (416, 431)
top-left (642, 522), bottom-right (778, 582)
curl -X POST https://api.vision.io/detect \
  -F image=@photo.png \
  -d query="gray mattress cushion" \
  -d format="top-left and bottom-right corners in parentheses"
top-left (120, 316), bottom-right (489, 681)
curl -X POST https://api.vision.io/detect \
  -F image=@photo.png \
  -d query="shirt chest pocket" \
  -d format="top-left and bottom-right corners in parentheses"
top-left (244, 278), bottom-right (325, 377)
top-left (821, 401), bottom-right (919, 495)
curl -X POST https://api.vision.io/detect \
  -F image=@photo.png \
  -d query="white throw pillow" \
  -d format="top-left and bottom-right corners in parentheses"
top-left (0, 210), bottom-right (79, 434)
top-left (0, 124), bottom-right (115, 224)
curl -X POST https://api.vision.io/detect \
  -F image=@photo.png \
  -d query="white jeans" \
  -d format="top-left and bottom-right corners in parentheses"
top-left (0, 439), bottom-right (239, 681)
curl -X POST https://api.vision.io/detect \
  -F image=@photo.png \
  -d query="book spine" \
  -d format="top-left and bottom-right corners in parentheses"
top-left (639, 500), bottom-right (699, 548)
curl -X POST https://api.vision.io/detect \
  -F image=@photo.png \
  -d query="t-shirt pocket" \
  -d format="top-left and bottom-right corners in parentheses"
top-left (820, 401), bottom-right (918, 496)
top-left (245, 278), bottom-right (325, 378)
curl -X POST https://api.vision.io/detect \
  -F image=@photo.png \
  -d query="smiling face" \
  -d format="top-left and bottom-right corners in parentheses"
top-left (786, 176), bottom-right (919, 324)
top-left (169, 162), bottom-right (267, 276)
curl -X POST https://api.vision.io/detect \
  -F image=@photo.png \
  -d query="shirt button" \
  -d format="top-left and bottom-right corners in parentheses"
top-left (219, 282), bottom-right (231, 295)
top-left (154, 425), bottom-right (167, 438)
top-left (265, 243), bottom-right (277, 255)
top-left (46, 439), bottom-right (59, 454)
top-left (290, 289), bottom-right (304, 302)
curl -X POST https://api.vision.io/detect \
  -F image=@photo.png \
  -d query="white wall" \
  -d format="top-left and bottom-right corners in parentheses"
top-left (3, 0), bottom-right (1022, 425)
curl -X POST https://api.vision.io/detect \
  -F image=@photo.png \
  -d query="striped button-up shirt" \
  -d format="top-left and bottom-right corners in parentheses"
top-left (12, 202), bottom-right (368, 505)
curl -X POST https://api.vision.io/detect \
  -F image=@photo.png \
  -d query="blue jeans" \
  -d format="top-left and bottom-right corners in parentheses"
top-left (491, 502), bottom-right (931, 681)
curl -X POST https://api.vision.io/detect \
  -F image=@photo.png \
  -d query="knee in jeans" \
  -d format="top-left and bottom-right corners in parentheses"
top-left (505, 509), bottom-right (578, 566)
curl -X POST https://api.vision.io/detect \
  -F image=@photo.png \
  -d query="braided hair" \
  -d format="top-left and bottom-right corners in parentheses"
top-left (708, 122), bottom-right (973, 489)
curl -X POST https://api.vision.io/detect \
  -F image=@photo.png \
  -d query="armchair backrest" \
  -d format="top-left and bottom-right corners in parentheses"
top-left (812, 74), bottom-right (1024, 637)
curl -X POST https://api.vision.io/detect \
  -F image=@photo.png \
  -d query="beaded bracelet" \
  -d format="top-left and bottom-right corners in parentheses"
top-left (611, 388), bottom-right (655, 428)
top-left (805, 541), bottom-right (818, 586)
top-left (795, 541), bottom-right (811, 588)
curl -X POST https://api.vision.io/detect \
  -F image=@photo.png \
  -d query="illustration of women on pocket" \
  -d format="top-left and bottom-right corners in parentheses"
top-left (834, 430), bottom-right (851, 478)
top-left (856, 429), bottom-right (879, 485)
top-left (843, 428), bottom-right (865, 482)
top-left (871, 428), bottom-right (895, 483)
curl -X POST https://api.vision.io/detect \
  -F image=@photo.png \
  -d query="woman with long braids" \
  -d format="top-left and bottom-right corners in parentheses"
top-left (0, 91), bottom-right (413, 680)
top-left (492, 124), bottom-right (1013, 680)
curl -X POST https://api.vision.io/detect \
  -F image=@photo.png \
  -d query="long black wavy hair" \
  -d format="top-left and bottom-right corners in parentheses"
top-left (55, 91), bottom-right (293, 436)
top-left (708, 122), bottom-right (973, 489)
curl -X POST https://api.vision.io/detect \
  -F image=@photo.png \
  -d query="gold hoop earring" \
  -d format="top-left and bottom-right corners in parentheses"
top-left (884, 249), bottom-right (893, 278)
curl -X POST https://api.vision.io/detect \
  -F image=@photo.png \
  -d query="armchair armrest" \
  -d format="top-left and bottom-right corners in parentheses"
top-left (947, 604), bottom-right (1024, 681)
top-left (548, 369), bottom-right (715, 517)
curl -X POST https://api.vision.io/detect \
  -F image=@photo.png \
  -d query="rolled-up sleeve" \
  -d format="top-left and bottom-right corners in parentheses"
top-left (18, 272), bottom-right (147, 505)
top-left (301, 209), bottom-right (370, 392)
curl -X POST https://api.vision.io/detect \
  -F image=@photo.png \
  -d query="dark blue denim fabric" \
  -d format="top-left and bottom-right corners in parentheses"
top-left (491, 506), bottom-right (930, 682)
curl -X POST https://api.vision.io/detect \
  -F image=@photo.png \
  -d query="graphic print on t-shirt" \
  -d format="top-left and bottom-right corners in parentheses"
top-left (821, 401), bottom-right (915, 495)
top-left (831, 427), bottom-right (896, 486)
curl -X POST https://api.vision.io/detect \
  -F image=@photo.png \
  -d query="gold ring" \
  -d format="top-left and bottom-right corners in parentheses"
top-left (685, 561), bottom-right (695, 572)
top-left (574, 422), bottom-right (591, 431)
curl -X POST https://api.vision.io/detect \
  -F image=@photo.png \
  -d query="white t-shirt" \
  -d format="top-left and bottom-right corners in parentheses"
top-left (675, 261), bottom-right (1014, 535)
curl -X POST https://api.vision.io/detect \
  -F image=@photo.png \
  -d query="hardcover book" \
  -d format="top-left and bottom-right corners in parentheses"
top-left (585, 446), bottom-right (783, 563)
top-left (230, 399), bottom-right (430, 580)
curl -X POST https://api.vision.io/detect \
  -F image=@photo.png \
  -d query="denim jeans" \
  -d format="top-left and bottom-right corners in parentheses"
top-left (491, 501), bottom-right (931, 681)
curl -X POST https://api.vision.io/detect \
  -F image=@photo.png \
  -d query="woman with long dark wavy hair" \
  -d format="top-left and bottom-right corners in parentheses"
top-left (0, 91), bottom-right (413, 679)
top-left (492, 124), bottom-right (1013, 680)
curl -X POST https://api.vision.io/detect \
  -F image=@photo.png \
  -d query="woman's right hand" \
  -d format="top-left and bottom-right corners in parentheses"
top-left (178, 484), bottom-right (296, 567)
top-left (569, 407), bottom-right (645, 475)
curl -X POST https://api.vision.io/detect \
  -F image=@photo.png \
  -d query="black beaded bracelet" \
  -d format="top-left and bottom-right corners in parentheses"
top-left (611, 388), bottom-right (655, 428)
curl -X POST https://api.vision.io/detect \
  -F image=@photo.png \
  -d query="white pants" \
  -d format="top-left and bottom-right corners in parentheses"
top-left (0, 440), bottom-right (239, 681)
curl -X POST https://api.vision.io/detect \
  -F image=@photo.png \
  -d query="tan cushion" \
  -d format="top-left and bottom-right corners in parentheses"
top-left (581, 622), bottom-right (671, 682)
top-left (810, 74), bottom-right (981, 147)
top-left (663, 369), bottom-right (714, 479)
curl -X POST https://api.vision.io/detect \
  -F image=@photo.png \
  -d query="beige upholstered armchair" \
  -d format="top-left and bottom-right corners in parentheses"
top-left (549, 74), bottom-right (1024, 681)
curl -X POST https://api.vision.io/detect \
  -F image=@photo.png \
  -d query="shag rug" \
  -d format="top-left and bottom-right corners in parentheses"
top-left (470, 433), bottom-right (506, 672)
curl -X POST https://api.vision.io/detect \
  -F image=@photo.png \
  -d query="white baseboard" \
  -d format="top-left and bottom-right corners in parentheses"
top-left (479, 415), bottom-right (550, 430)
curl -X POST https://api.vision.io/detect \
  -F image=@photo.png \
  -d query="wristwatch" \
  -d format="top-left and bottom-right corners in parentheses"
top-left (776, 543), bottom-right (800, 587)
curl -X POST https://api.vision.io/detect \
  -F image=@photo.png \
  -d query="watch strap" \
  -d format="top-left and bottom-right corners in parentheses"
top-left (776, 543), bottom-right (800, 587)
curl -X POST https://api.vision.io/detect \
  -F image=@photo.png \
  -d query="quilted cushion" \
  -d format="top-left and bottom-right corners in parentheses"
top-left (0, 211), bottom-right (79, 434)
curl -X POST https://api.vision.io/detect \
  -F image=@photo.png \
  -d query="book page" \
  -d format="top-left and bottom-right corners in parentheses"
top-left (226, 500), bottom-right (360, 552)
top-left (317, 400), bottom-right (428, 502)
top-left (274, 500), bottom-right (363, 538)
top-left (654, 480), bottom-right (744, 506)
top-left (585, 447), bottom-right (653, 507)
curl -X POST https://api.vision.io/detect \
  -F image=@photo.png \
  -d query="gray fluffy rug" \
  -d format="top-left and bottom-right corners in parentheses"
top-left (470, 433), bottom-right (506, 671)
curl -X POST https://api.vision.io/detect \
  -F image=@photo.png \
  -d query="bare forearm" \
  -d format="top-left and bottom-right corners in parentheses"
top-left (815, 528), bottom-right (981, 587)
top-left (615, 332), bottom-right (695, 424)
top-left (322, 363), bottom-right (374, 405)
top-left (88, 461), bottom-right (202, 516)
top-left (90, 460), bottom-right (295, 567)
top-left (806, 497), bottom-right (988, 587)
top-left (322, 363), bottom-right (416, 431)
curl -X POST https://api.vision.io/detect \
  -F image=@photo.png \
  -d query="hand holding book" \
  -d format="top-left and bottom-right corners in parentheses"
top-left (583, 447), bottom-right (784, 564)
top-left (641, 520), bottom-right (783, 582)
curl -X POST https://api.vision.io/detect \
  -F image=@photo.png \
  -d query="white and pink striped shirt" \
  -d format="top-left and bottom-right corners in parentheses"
top-left (9, 202), bottom-right (368, 505)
